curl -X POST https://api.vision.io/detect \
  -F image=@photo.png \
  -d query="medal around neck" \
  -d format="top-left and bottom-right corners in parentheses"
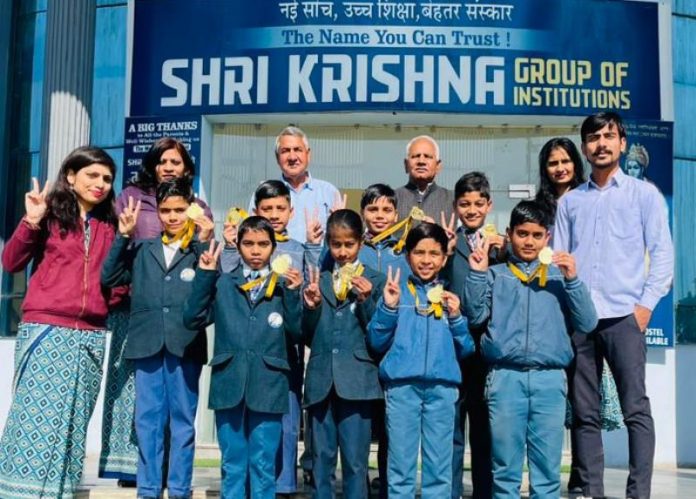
top-left (186, 203), bottom-right (204, 220)
top-left (539, 247), bottom-right (553, 265)
top-left (409, 206), bottom-right (426, 221)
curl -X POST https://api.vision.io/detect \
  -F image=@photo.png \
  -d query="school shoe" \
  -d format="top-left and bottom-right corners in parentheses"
top-left (118, 479), bottom-right (137, 488)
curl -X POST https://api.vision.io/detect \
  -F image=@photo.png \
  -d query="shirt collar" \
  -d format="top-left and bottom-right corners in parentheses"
top-left (163, 239), bottom-right (183, 251)
top-left (588, 167), bottom-right (624, 190)
top-left (405, 180), bottom-right (437, 194)
top-left (509, 253), bottom-right (541, 271)
top-left (281, 171), bottom-right (314, 192)
top-left (242, 264), bottom-right (270, 279)
top-left (408, 274), bottom-right (443, 288)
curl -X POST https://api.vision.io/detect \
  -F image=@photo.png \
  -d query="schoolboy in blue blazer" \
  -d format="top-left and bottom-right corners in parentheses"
top-left (101, 178), bottom-right (212, 499)
top-left (184, 216), bottom-right (303, 499)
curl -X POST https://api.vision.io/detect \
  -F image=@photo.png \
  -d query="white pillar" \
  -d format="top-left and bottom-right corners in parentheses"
top-left (40, 0), bottom-right (96, 180)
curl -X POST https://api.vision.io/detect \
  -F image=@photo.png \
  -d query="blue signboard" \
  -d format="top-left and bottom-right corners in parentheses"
top-left (622, 120), bottom-right (674, 347)
top-left (131, 0), bottom-right (661, 119)
top-left (122, 116), bottom-right (202, 189)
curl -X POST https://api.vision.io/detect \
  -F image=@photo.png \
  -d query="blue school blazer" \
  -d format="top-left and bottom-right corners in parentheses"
top-left (184, 266), bottom-right (302, 414)
top-left (302, 265), bottom-right (386, 407)
top-left (101, 235), bottom-right (207, 364)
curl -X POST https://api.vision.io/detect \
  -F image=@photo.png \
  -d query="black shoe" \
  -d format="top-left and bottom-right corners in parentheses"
top-left (118, 479), bottom-right (137, 488)
top-left (303, 470), bottom-right (315, 489)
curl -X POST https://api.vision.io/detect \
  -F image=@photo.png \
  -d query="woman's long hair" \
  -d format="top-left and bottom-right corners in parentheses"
top-left (46, 146), bottom-right (117, 233)
top-left (535, 137), bottom-right (586, 217)
top-left (128, 137), bottom-right (195, 192)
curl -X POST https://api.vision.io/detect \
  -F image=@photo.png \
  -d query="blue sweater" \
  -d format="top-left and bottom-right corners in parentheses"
top-left (464, 257), bottom-right (598, 369)
top-left (367, 276), bottom-right (475, 386)
top-left (359, 236), bottom-right (411, 277)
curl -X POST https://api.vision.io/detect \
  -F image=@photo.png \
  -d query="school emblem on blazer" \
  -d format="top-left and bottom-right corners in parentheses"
top-left (268, 312), bottom-right (283, 328)
top-left (180, 268), bottom-right (195, 282)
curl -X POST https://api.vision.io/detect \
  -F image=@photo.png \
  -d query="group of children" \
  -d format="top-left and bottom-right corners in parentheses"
top-left (0, 144), bottom-right (598, 499)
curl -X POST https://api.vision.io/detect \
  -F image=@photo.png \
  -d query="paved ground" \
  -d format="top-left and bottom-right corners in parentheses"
top-left (78, 456), bottom-right (696, 498)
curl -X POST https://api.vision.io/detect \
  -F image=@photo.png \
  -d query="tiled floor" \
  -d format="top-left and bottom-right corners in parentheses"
top-left (79, 457), bottom-right (696, 498)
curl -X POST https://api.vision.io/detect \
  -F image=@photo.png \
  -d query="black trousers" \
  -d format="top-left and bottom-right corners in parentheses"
top-left (569, 314), bottom-right (655, 499)
top-left (451, 353), bottom-right (493, 499)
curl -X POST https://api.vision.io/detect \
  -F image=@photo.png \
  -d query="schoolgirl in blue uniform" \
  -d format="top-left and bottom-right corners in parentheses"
top-left (184, 216), bottom-right (303, 499)
top-left (301, 209), bottom-right (385, 499)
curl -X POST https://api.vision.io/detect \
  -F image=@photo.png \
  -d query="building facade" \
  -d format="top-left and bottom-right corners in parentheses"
top-left (0, 0), bottom-right (695, 466)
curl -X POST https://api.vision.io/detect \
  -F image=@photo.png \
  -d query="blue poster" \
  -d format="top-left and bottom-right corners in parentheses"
top-left (130, 0), bottom-right (661, 119)
top-left (122, 116), bottom-right (202, 189)
top-left (623, 120), bottom-right (674, 347)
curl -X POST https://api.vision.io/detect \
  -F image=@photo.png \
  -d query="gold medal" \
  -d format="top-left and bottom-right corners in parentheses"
top-left (226, 207), bottom-right (248, 225)
top-left (539, 247), bottom-right (553, 265)
top-left (482, 223), bottom-right (497, 238)
top-left (271, 254), bottom-right (291, 274)
top-left (409, 206), bottom-right (426, 221)
top-left (185, 204), bottom-right (204, 220)
top-left (426, 285), bottom-right (444, 304)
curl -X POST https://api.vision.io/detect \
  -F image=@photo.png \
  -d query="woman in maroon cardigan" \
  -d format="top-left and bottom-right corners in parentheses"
top-left (0, 146), bottom-right (122, 499)
top-left (98, 137), bottom-right (213, 486)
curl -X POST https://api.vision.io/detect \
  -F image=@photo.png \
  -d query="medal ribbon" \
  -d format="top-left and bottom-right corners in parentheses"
top-left (240, 272), bottom-right (280, 299)
top-left (161, 219), bottom-right (195, 249)
top-left (370, 207), bottom-right (425, 254)
top-left (507, 263), bottom-right (548, 287)
top-left (335, 264), bottom-right (364, 302)
top-left (406, 280), bottom-right (443, 319)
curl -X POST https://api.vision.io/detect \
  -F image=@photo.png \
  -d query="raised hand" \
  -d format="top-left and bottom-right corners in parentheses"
top-left (284, 267), bottom-right (303, 290)
top-left (487, 233), bottom-right (506, 251)
top-left (441, 290), bottom-right (461, 318)
top-left (383, 266), bottom-right (401, 309)
top-left (198, 239), bottom-right (223, 271)
top-left (25, 177), bottom-right (51, 225)
top-left (552, 251), bottom-right (577, 280)
top-left (303, 265), bottom-right (322, 309)
top-left (193, 214), bottom-right (215, 242)
top-left (305, 207), bottom-right (324, 244)
top-left (222, 222), bottom-right (238, 248)
top-left (351, 275), bottom-right (373, 303)
top-left (440, 211), bottom-right (457, 255)
top-left (469, 237), bottom-right (491, 272)
top-left (331, 192), bottom-right (348, 213)
top-left (118, 196), bottom-right (142, 237)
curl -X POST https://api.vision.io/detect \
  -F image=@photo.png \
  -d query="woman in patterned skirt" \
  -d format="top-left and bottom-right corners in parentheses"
top-left (0, 147), bottom-right (123, 498)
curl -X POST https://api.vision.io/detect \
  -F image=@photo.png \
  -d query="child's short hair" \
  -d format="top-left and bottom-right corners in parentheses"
top-left (156, 177), bottom-right (194, 205)
top-left (254, 180), bottom-right (291, 207)
top-left (509, 200), bottom-right (553, 230)
top-left (360, 183), bottom-right (397, 210)
top-left (237, 215), bottom-right (277, 249)
top-left (404, 222), bottom-right (449, 254)
top-left (327, 209), bottom-right (363, 241)
top-left (454, 171), bottom-right (491, 200)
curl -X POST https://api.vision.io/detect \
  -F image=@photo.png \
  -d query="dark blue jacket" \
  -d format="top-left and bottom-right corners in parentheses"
top-left (101, 234), bottom-right (207, 363)
top-left (302, 265), bottom-right (385, 407)
top-left (183, 267), bottom-right (302, 413)
top-left (464, 257), bottom-right (598, 369)
top-left (367, 275), bottom-right (475, 386)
